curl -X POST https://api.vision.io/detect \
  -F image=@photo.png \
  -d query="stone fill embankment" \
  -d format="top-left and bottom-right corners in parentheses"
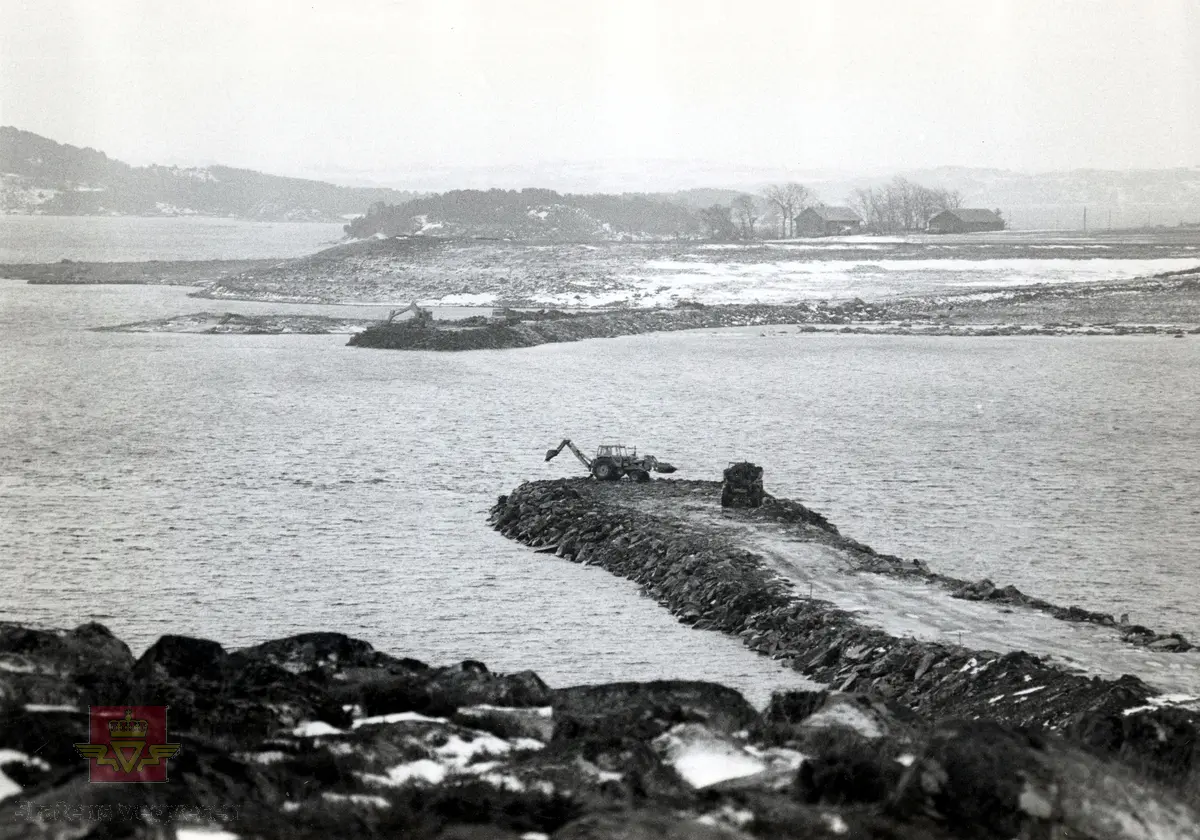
top-left (347, 300), bottom-right (883, 350)
top-left (489, 479), bottom-right (1200, 784)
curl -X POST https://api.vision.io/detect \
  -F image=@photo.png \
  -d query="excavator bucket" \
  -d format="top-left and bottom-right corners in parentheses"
top-left (545, 448), bottom-right (560, 462)
top-left (655, 462), bottom-right (677, 473)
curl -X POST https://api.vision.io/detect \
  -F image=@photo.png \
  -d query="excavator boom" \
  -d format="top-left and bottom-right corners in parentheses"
top-left (545, 438), bottom-right (592, 469)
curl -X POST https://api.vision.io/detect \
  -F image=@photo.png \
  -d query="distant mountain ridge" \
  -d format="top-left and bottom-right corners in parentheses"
top-left (4, 126), bottom-right (1199, 232)
top-left (0, 127), bottom-right (418, 221)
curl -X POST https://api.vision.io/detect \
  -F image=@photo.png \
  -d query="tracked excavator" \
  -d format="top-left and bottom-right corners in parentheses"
top-left (545, 439), bottom-right (677, 482)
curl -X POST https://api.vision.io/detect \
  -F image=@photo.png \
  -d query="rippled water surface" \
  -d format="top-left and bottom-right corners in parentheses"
top-left (0, 215), bottom-right (345, 262)
top-left (1, 276), bottom-right (1198, 704)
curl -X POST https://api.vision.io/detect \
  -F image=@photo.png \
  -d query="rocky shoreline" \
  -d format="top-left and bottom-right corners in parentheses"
top-left (488, 481), bottom-right (1200, 811)
top-left (3, 615), bottom-right (1199, 840)
top-left (348, 301), bottom-right (885, 351)
top-left (94, 311), bottom-right (375, 335)
top-left (347, 275), bottom-right (1200, 351)
top-left (2, 479), bottom-right (1199, 838)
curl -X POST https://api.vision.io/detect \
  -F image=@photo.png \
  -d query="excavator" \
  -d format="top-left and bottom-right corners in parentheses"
top-left (545, 439), bottom-right (677, 482)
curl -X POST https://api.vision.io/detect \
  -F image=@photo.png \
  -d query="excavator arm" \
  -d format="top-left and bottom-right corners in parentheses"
top-left (545, 439), bottom-right (592, 469)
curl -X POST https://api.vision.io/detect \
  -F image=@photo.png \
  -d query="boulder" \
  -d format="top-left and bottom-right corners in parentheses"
top-left (552, 682), bottom-right (757, 741)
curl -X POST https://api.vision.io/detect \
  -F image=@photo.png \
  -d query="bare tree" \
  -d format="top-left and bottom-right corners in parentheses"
top-left (846, 179), bottom-right (966, 233)
top-left (762, 182), bottom-right (813, 238)
top-left (697, 204), bottom-right (737, 240)
top-left (731, 194), bottom-right (759, 240)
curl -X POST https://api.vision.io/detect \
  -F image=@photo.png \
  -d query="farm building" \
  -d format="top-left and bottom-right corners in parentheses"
top-left (927, 208), bottom-right (1005, 233)
top-left (795, 206), bottom-right (863, 236)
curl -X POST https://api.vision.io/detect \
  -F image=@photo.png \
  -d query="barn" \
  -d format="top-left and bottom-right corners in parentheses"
top-left (795, 206), bottom-right (863, 237)
top-left (927, 208), bottom-right (1006, 233)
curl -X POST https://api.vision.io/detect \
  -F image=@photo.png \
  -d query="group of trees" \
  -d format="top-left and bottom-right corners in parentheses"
top-left (848, 177), bottom-right (963, 233)
top-left (697, 177), bottom-right (967, 240)
top-left (698, 182), bottom-right (812, 240)
top-left (347, 179), bottom-right (972, 242)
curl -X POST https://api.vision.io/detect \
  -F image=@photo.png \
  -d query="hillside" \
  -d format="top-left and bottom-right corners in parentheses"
top-left (0, 127), bottom-right (418, 221)
top-left (344, 188), bottom-right (705, 241)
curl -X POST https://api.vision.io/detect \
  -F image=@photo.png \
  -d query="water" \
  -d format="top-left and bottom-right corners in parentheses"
top-left (0, 215), bottom-right (346, 262)
top-left (2, 281), bottom-right (1198, 703)
top-left (0, 218), bottom-right (1197, 704)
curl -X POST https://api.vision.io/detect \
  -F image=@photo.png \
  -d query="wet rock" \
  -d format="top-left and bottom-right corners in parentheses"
top-left (237, 631), bottom-right (402, 674)
top-left (552, 682), bottom-right (757, 741)
top-left (794, 738), bottom-right (901, 806)
top-left (131, 634), bottom-right (228, 682)
top-left (351, 663), bottom-right (552, 718)
top-left (890, 720), bottom-right (1060, 837)
top-left (892, 718), bottom-right (1200, 840)
top-left (0, 622), bottom-right (134, 707)
top-left (4, 621), bottom-right (1200, 839)
top-left (952, 578), bottom-right (996, 601)
top-left (452, 705), bottom-right (555, 742)
top-left (1068, 706), bottom-right (1200, 789)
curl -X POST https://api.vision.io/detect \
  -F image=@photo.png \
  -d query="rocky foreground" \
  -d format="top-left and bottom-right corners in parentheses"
top-left (2, 615), bottom-right (1199, 840)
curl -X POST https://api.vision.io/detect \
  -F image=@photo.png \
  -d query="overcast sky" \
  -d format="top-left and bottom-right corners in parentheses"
top-left (2, 0), bottom-right (1197, 188)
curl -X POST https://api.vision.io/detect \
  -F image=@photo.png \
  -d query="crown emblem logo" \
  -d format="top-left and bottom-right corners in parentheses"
top-left (75, 705), bottom-right (180, 783)
top-left (108, 709), bottom-right (149, 739)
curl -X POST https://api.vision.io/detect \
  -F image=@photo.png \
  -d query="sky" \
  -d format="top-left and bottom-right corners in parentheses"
top-left (1, 0), bottom-right (1198, 189)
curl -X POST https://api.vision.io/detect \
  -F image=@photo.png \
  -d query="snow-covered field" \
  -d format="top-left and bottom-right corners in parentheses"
top-left (194, 231), bottom-right (1200, 308)
top-left (583, 256), bottom-right (1200, 308)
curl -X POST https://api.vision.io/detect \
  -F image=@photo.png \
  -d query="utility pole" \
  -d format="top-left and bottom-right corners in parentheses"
top-left (1083, 207), bottom-right (1088, 234)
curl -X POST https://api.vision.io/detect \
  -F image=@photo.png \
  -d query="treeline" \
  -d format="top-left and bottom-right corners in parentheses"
top-left (694, 177), bottom-right (966, 239)
top-left (350, 177), bottom-right (971, 241)
top-left (344, 189), bottom-right (703, 240)
top-left (849, 177), bottom-right (963, 232)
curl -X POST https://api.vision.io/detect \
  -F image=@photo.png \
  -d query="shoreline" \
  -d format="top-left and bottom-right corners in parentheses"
top-left (3, 486), bottom-right (1199, 837)
top-left (6, 249), bottom-right (1198, 346)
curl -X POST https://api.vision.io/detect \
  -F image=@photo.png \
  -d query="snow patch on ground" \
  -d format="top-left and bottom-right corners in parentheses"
top-left (352, 711), bottom-right (448, 728)
top-left (801, 703), bottom-right (883, 738)
top-left (291, 721), bottom-right (343, 737)
top-left (0, 749), bottom-right (51, 801)
top-left (1122, 694), bottom-right (1200, 716)
top-left (176, 830), bottom-right (239, 840)
top-left (652, 724), bottom-right (767, 788)
top-left (23, 703), bottom-right (79, 712)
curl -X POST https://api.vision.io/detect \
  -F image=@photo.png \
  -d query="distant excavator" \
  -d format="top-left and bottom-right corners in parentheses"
top-left (545, 439), bottom-right (677, 482)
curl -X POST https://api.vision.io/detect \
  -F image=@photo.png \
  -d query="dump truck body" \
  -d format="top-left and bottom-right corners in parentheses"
top-left (722, 461), bottom-right (764, 507)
